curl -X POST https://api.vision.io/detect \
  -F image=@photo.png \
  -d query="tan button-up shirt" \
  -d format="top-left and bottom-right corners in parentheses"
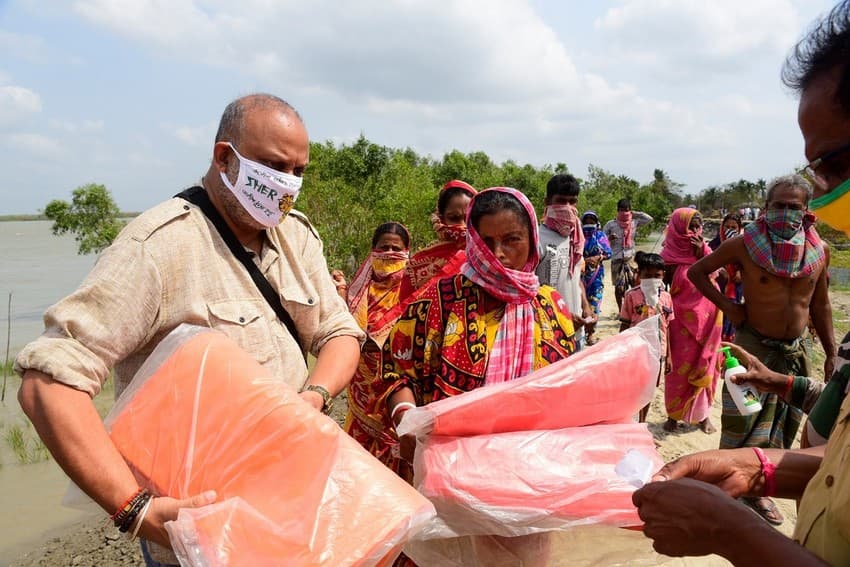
top-left (794, 387), bottom-right (850, 564)
top-left (15, 196), bottom-right (364, 398)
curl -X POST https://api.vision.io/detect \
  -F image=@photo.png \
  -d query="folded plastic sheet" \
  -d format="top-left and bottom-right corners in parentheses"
top-left (397, 317), bottom-right (661, 439)
top-left (105, 325), bottom-right (435, 566)
top-left (395, 319), bottom-right (664, 565)
top-left (412, 424), bottom-right (663, 540)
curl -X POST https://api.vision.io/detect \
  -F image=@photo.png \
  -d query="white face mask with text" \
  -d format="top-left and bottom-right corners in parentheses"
top-left (219, 142), bottom-right (302, 227)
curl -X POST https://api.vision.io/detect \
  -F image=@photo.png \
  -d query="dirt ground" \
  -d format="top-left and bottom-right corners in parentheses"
top-left (10, 254), bottom-right (843, 566)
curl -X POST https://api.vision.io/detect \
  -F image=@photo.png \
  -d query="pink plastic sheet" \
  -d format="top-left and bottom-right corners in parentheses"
top-left (396, 319), bottom-right (661, 439)
top-left (412, 424), bottom-right (662, 539)
top-left (105, 325), bottom-right (434, 566)
top-left (396, 320), bottom-right (664, 564)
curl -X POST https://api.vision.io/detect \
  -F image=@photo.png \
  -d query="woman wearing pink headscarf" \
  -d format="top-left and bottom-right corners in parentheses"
top-left (660, 208), bottom-right (722, 433)
top-left (383, 188), bottom-right (577, 458)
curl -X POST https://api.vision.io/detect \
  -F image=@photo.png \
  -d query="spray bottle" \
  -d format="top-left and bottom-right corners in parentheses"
top-left (719, 346), bottom-right (762, 415)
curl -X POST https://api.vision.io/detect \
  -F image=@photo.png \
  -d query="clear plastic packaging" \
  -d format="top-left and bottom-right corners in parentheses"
top-left (104, 324), bottom-right (435, 566)
top-left (411, 424), bottom-right (662, 540)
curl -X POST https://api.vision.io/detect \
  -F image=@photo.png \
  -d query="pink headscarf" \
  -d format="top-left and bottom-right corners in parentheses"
top-left (461, 187), bottom-right (541, 385)
top-left (660, 208), bottom-right (711, 266)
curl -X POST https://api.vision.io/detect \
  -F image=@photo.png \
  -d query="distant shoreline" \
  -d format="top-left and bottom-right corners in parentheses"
top-left (0, 213), bottom-right (141, 222)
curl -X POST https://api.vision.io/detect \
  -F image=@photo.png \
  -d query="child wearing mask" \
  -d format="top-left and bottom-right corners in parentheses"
top-left (619, 251), bottom-right (674, 422)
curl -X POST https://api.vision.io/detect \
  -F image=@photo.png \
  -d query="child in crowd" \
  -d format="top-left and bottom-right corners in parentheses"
top-left (619, 251), bottom-right (674, 422)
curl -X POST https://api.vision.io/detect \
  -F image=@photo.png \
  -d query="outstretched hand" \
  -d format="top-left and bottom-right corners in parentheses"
top-left (649, 447), bottom-right (763, 498)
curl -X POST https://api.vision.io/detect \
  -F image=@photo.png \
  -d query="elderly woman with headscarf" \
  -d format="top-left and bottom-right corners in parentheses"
top-left (399, 180), bottom-right (477, 298)
top-left (581, 211), bottom-right (612, 345)
top-left (383, 188), bottom-right (577, 464)
top-left (660, 208), bottom-right (722, 434)
top-left (339, 222), bottom-right (415, 478)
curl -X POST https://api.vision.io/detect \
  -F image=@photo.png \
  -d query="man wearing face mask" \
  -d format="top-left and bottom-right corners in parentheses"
top-left (688, 174), bottom-right (834, 525)
top-left (14, 94), bottom-right (364, 565)
top-left (536, 174), bottom-right (596, 348)
top-left (632, 4), bottom-right (850, 563)
top-left (603, 198), bottom-right (654, 310)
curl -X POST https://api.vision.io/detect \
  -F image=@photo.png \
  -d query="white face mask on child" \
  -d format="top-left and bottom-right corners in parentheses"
top-left (639, 278), bottom-right (663, 309)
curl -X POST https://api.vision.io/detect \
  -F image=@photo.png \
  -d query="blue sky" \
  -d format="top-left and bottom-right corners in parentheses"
top-left (0, 0), bottom-right (837, 214)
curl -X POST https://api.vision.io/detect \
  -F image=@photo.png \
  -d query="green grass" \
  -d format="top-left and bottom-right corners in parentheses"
top-left (829, 249), bottom-right (850, 270)
top-left (4, 423), bottom-right (48, 465)
top-left (7, 424), bottom-right (49, 464)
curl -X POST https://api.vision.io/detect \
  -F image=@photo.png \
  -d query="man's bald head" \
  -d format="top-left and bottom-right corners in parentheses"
top-left (214, 94), bottom-right (303, 147)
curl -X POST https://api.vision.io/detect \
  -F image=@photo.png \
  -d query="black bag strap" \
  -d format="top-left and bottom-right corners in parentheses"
top-left (176, 186), bottom-right (305, 360)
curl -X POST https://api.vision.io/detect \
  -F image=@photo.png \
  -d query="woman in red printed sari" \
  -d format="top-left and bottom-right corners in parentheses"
top-left (660, 208), bottom-right (722, 434)
top-left (399, 180), bottom-right (477, 299)
top-left (343, 222), bottom-right (413, 479)
top-left (383, 188), bottom-right (577, 469)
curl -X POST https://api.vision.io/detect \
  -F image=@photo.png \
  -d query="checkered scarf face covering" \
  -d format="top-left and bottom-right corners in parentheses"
top-left (462, 187), bottom-right (540, 385)
top-left (742, 212), bottom-right (825, 278)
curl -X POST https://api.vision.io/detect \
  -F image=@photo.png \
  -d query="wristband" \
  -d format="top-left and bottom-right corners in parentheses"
top-left (391, 401), bottom-right (416, 422)
top-left (752, 447), bottom-right (777, 497)
top-left (301, 384), bottom-right (332, 414)
top-left (784, 375), bottom-right (794, 398)
top-left (110, 487), bottom-right (145, 523)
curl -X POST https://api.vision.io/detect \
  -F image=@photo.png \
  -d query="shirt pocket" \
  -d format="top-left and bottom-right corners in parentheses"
top-left (825, 404), bottom-right (850, 541)
top-left (206, 299), bottom-right (276, 364)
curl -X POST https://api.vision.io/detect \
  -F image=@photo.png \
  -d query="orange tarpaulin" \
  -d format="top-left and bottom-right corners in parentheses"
top-left (106, 325), bottom-right (434, 566)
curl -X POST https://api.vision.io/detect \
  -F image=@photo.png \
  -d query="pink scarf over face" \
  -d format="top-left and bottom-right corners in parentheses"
top-left (660, 208), bottom-right (711, 266)
top-left (617, 211), bottom-right (634, 248)
top-left (543, 203), bottom-right (585, 270)
top-left (461, 187), bottom-right (541, 385)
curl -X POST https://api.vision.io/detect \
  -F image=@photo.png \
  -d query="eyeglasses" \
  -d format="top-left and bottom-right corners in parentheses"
top-left (799, 140), bottom-right (850, 191)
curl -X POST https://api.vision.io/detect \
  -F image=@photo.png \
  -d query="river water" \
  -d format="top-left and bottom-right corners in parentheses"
top-left (0, 221), bottom-right (99, 562)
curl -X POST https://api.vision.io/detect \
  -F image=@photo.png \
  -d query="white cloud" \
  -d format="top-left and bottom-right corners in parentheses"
top-left (49, 119), bottom-right (105, 133)
top-left (0, 29), bottom-right (51, 63)
top-left (0, 85), bottom-right (42, 125)
top-left (594, 0), bottom-right (800, 80)
top-left (2, 133), bottom-right (63, 158)
top-left (167, 121), bottom-right (216, 147)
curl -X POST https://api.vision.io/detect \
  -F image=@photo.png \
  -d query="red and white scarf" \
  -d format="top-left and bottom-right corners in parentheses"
top-left (617, 211), bottom-right (634, 248)
top-left (542, 203), bottom-right (584, 270)
top-left (461, 187), bottom-right (541, 385)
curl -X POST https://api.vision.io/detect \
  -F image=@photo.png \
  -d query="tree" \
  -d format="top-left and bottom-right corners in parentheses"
top-left (44, 183), bottom-right (124, 255)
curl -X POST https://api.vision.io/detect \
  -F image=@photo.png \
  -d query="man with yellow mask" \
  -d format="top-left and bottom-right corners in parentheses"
top-left (632, 2), bottom-right (850, 565)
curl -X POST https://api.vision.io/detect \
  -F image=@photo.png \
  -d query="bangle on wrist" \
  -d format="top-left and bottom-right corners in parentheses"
top-left (752, 447), bottom-right (777, 497)
top-left (128, 495), bottom-right (154, 541)
top-left (391, 401), bottom-right (416, 422)
top-left (301, 384), bottom-right (332, 414)
top-left (784, 375), bottom-right (794, 398)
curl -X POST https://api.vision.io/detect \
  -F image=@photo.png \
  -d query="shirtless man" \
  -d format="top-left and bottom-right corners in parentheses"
top-left (688, 174), bottom-right (835, 525)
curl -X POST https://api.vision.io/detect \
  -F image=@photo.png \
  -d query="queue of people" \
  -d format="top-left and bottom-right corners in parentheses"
top-left (11, 1), bottom-right (850, 565)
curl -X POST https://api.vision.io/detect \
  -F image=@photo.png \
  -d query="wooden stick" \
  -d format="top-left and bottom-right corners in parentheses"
top-left (2, 291), bottom-right (10, 403)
